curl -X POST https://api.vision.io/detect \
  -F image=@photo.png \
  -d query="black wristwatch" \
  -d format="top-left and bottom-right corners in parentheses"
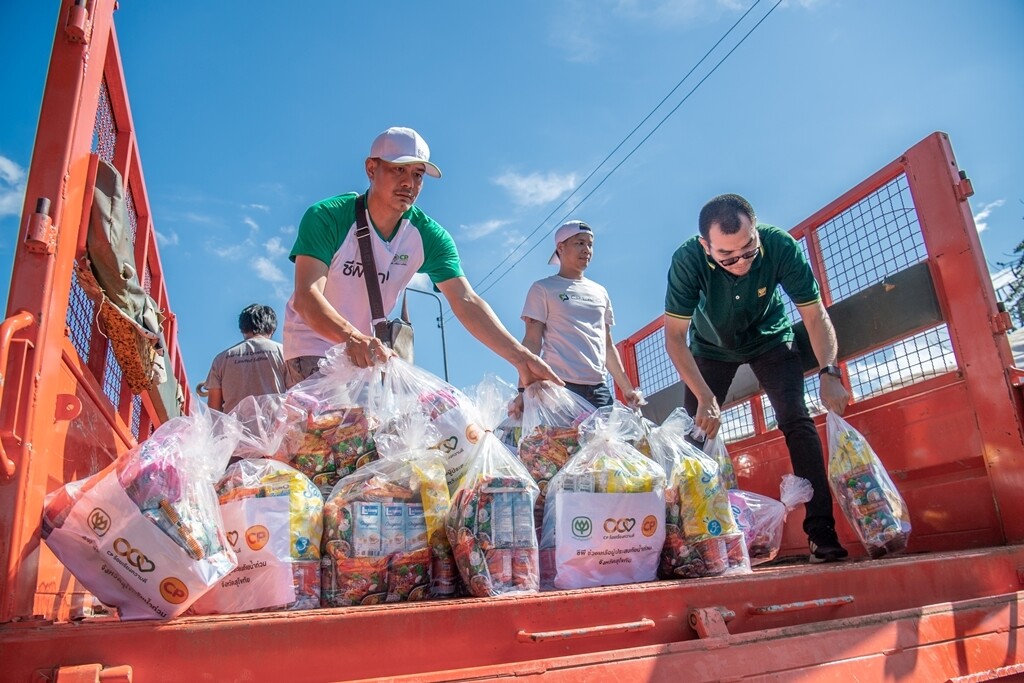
top-left (818, 364), bottom-right (842, 379)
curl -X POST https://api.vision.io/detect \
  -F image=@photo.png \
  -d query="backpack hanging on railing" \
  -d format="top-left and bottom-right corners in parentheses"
top-left (74, 157), bottom-right (166, 395)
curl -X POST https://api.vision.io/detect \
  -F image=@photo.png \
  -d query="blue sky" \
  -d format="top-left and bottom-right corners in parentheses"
top-left (1, 0), bottom-right (1022, 396)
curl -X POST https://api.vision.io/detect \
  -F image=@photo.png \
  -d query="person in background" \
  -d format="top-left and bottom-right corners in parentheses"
top-left (283, 126), bottom-right (559, 390)
top-left (663, 193), bottom-right (851, 563)
top-left (205, 303), bottom-right (286, 413)
top-left (518, 220), bottom-right (642, 409)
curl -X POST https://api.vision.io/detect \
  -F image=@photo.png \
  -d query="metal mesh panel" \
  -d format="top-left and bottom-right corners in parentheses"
top-left (67, 271), bottom-right (95, 364)
top-left (143, 263), bottom-right (152, 295)
top-left (92, 80), bottom-right (117, 162)
top-left (816, 175), bottom-right (925, 302)
top-left (634, 327), bottom-right (677, 396)
top-left (720, 401), bottom-right (755, 442)
top-left (102, 345), bottom-right (123, 409)
top-left (126, 185), bottom-right (139, 246)
top-left (131, 394), bottom-right (142, 440)
top-left (846, 324), bottom-right (957, 402)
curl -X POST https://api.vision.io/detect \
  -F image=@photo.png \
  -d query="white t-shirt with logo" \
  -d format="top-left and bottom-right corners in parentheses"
top-left (521, 275), bottom-right (614, 385)
top-left (284, 193), bottom-right (463, 360)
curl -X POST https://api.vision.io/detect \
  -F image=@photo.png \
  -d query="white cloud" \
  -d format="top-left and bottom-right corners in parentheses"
top-left (973, 199), bottom-right (1004, 234)
top-left (155, 229), bottom-right (179, 247)
top-left (243, 216), bottom-right (260, 233)
top-left (244, 203), bottom-right (271, 212)
top-left (494, 171), bottom-right (577, 207)
top-left (208, 239), bottom-right (253, 259)
top-left (461, 219), bottom-right (513, 241)
top-left (183, 211), bottom-right (219, 225)
top-left (264, 236), bottom-right (288, 258)
top-left (253, 256), bottom-right (287, 284)
top-left (280, 224), bottom-right (296, 235)
top-left (0, 155), bottom-right (27, 218)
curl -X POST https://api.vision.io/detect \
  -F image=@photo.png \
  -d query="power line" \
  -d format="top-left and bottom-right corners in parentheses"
top-left (470, 0), bottom-right (785, 306)
top-left (470, 0), bottom-right (768, 295)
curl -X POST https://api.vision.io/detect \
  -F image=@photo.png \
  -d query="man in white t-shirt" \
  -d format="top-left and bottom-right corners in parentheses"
top-left (519, 220), bottom-right (642, 408)
top-left (284, 126), bottom-right (559, 391)
top-left (205, 304), bottom-right (287, 413)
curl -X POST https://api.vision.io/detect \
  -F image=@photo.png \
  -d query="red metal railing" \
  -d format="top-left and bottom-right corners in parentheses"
top-left (617, 132), bottom-right (1024, 553)
top-left (0, 0), bottom-right (190, 623)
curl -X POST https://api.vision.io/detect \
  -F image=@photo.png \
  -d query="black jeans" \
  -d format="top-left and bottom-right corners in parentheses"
top-left (565, 381), bottom-right (613, 409)
top-left (682, 341), bottom-right (836, 537)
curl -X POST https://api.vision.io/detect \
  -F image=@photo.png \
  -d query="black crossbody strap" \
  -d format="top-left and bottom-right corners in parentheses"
top-left (354, 195), bottom-right (391, 342)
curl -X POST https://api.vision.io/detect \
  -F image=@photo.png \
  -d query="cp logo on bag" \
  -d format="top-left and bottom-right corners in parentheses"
top-left (246, 525), bottom-right (270, 551)
top-left (571, 516), bottom-right (592, 539)
top-left (603, 518), bottom-right (636, 534)
top-left (641, 515), bottom-right (659, 537)
top-left (160, 577), bottom-right (189, 604)
top-left (88, 507), bottom-right (111, 537)
top-left (113, 537), bottom-right (155, 573)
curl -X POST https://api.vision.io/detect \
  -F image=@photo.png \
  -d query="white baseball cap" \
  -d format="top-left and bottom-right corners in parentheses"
top-left (368, 127), bottom-right (441, 178)
top-left (548, 220), bottom-right (594, 265)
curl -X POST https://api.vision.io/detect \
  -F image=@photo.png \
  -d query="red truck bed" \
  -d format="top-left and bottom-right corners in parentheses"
top-left (1, 2), bottom-right (1022, 681)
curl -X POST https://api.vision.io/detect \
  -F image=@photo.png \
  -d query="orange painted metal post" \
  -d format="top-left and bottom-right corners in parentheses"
top-left (0, 0), bottom-right (119, 624)
top-left (904, 132), bottom-right (1024, 543)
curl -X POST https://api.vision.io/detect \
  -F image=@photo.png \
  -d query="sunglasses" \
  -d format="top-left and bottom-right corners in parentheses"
top-left (718, 246), bottom-right (760, 267)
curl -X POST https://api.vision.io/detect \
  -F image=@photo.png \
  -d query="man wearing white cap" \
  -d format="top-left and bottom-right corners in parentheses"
top-left (284, 126), bottom-right (560, 389)
top-left (518, 220), bottom-right (642, 408)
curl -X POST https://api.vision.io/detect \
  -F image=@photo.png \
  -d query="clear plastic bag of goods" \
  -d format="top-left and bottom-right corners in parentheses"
top-left (276, 344), bottom-right (382, 498)
top-left (728, 475), bottom-right (812, 566)
top-left (446, 376), bottom-right (541, 598)
top-left (41, 409), bottom-right (241, 620)
top-left (826, 411), bottom-right (911, 558)
top-left (191, 459), bottom-right (323, 614)
top-left (379, 357), bottom-right (486, 494)
top-left (539, 404), bottom-right (667, 590)
top-left (518, 381), bottom-right (595, 530)
top-left (228, 393), bottom-right (290, 461)
top-left (494, 414), bottom-right (522, 454)
top-left (320, 413), bottom-right (452, 606)
top-left (628, 408), bottom-right (658, 459)
top-left (703, 434), bottom-right (739, 490)
top-left (649, 408), bottom-right (751, 579)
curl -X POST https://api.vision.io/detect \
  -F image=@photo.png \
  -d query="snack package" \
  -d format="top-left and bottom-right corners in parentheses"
top-left (728, 475), bottom-right (812, 565)
top-left (379, 357), bottom-right (485, 494)
top-left (41, 409), bottom-right (241, 620)
top-left (446, 376), bottom-right (541, 598)
top-left (518, 381), bottom-right (595, 530)
top-left (649, 409), bottom-right (751, 579)
top-left (190, 459), bottom-right (324, 614)
top-left (320, 413), bottom-right (452, 606)
top-left (540, 404), bottom-right (666, 590)
top-left (494, 414), bottom-right (522, 454)
top-left (276, 344), bottom-right (382, 497)
top-left (703, 434), bottom-right (739, 490)
top-left (826, 411), bottom-right (911, 558)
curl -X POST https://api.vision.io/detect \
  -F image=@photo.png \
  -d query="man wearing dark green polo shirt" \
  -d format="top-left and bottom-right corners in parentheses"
top-left (664, 193), bottom-right (851, 563)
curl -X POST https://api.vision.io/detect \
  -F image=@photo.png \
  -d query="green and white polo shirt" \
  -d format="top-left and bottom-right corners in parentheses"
top-left (284, 192), bottom-right (463, 360)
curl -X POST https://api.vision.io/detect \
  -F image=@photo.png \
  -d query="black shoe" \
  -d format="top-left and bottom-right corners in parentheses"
top-left (808, 529), bottom-right (849, 564)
